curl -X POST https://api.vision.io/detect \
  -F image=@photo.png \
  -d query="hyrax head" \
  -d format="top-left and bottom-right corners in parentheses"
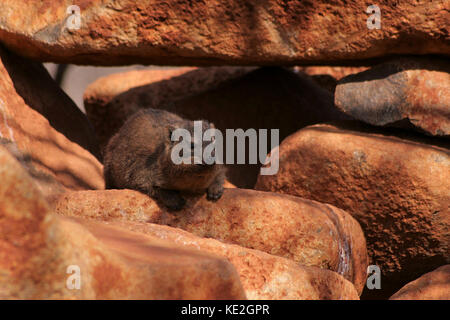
top-left (162, 119), bottom-right (220, 175)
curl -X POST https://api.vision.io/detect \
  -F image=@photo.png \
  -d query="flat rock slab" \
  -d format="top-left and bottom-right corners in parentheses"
top-left (79, 219), bottom-right (360, 300)
top-left (0, 145), bottom-right (245, 299)
top-left (51, 188), bottom-right (369, 294)
top-left (335, 57), bottom-right (450, 137)
top-left (0, 45), bottom-right (103, 194)
top-left (255, 121), bottom-right (450, 299)
top-left (390, 265), bottom-right (450, 300)
top-left (0, 0), bottom-right (448, 65)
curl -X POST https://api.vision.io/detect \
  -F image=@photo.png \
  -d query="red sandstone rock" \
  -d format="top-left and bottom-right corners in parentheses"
top-left (51, 188), bottom-right (369, 294)
top-left (0, 145), bottom-right (245, 299)
top-left (390, 265), bottom-right (450, 300)
top-left (0, 46), bottom-right (103, 193)
top-left (79, 218), bottom-right (360, 300)
top-left (335, 57), bottom-right (450, 137)
top-left (0, 1), bottom-right (447, 65)
top-left (84, 66), bottom-right (346, 187)
top-left (255, 122), bottom-right (450, 299)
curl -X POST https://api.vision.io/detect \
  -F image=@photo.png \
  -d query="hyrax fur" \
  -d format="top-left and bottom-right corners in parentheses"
top-left (103, 108), bottom-right (226, 210)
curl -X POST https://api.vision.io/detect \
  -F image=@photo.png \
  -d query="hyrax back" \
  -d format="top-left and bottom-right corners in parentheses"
top-left (103, 108), bottom-right (225, 210)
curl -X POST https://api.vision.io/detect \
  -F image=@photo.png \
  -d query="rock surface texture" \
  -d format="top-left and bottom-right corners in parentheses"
top-left (0, 46), bottom-right (103, 194)
top-left (390, 265), bottom-right (450, 300)
top-left (335, 57), bottom-right (450, 137)
top-left (0, 145), bottom-right (246, 299)
top-left (256, 122), bottom-right (450, 299)
top-left (51, 188), bottom-right (369, 294)
top-left (0, 0), bottom-right (448, 65)
top-left (79, 219), bottom-right (360, 300)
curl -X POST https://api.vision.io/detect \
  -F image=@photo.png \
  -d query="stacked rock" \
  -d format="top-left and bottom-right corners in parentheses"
top-left (256, 59), bottom-right (450, 299)
top-left (0, 0), bottom-right (448, 300)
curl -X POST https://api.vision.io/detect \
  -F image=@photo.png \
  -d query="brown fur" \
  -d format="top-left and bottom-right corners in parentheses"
top-left (103, 108), bottom-right (226, 210)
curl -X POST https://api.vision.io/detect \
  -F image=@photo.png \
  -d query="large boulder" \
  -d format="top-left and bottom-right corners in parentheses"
top-left (390, 265), bottom-right (450, 300)
top-left (335, 57), bottom-right (450, 137)
top-left (0, 45), bottom-right (103, 194)
top-left (0, 45), bottom-right (100, 157)
top-left (84, 66), bottom-right (346, 188)
top-left (256, 122), bottom-right (450, 299)
top-left (79, 219), bottom-right (360, 300)
top-left (0, 144), bottom-right (245, 299)
top-left (0, 1), bottom-right (447, 65)
top-left (51, 188), bottom-right (369, 294)
top-left (83, 67), bottom-right (197, 114)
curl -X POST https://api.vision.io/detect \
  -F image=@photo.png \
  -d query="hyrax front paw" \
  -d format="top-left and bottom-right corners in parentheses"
top-left (207, 183), bottom-right (224, 201)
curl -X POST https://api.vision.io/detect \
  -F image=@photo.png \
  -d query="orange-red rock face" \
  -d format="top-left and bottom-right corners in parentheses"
top-left (390, 265), bottom-right (450, 300)
top-left (51, 188), bottom-right (368, 295)
top-left (0, 142), bottom-right (361, 300)
top-left (0, 46), bottom-right (103, 194)
top-left (0, 145), bottom-right (246, 299)
top-left (79, 218), bottom-right (360, 300)
top-left (0, 1), bottom-right (448, 65)
top-left (256, 122), bottom-right (450, 299)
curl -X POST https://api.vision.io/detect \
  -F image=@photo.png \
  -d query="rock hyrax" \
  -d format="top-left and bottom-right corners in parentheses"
top-left (103, 108), bottom-right (226, 210)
